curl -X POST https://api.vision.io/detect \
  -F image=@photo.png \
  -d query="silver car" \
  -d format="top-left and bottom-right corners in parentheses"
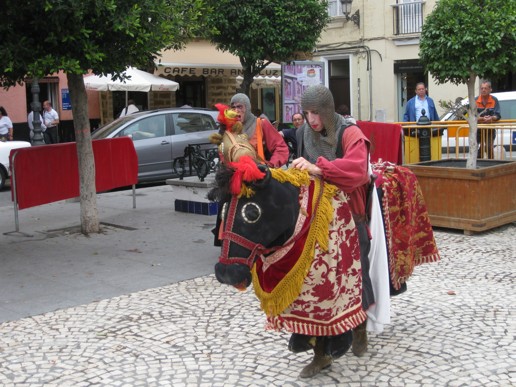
top-left (91, 107), bottom-right (219, 183)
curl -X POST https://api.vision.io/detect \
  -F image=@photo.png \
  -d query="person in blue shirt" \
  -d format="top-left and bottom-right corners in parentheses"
top-left (403, 82), bottom-right (439, 122)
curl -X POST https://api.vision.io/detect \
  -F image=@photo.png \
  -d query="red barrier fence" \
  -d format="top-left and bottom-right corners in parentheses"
top-left (7, 138), bottom-right (138, 234)
top-left (357, 121), bottom-right (403, 165)
top-left (10, 137), bottom-right (138, 210)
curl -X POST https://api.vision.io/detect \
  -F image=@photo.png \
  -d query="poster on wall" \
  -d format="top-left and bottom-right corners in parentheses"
top-left (281, 61), bottom-right (324, 123)
top-left (61, 89), bottom-right (72, 110)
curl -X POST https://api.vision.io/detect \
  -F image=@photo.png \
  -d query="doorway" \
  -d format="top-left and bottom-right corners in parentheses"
top-left (25, 78), bottom-right (59, 114)
top-left (113, 91), bottom-right (147, 118)
top-left (174, 78), bottom-right (206, 107)
top-left (394, 60), bottom-right (426, 121)
top-left (328, 59), bottom-right (351, 115)
top-left (25, 78), bottom-right (60, 141)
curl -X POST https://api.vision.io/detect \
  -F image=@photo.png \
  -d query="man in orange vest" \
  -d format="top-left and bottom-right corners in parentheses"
top-left (475, 81), bottom-right (501, 159)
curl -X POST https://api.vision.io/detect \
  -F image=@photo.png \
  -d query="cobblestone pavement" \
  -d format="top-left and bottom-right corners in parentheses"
top-left (0, 224), bottom-right (514, 387)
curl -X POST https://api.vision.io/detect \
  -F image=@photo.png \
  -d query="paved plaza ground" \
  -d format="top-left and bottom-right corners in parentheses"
top-left (0, 185), bottom-right (514, 386)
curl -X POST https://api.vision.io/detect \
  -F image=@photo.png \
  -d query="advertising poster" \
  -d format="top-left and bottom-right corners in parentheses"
top-left (281, 61), bottom-right (324, 123)
top-left (61, 89), bottom-right (72, 110)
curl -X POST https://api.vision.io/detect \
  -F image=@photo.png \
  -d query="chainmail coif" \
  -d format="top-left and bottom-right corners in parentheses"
top-left (230, 93), bottom-right (257, 136)
top-left (301, 85), bottom-right (345, 163)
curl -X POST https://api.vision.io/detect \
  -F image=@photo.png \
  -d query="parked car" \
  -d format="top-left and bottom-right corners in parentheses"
top-left (0, 141), bottom-right (32, 190)
top-left (440, 91), bottom-right (516, 159)
top-left (91, 107), bottom-right (219, 183)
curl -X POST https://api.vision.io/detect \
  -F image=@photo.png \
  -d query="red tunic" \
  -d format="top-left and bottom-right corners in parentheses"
top-left (315, 125), bottom-right (370, 216)
top-left (248, 118), bottom-right (289, 168)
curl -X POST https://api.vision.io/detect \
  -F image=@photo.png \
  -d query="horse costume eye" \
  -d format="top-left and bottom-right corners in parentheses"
top-left (241, 202), bottom-right (262, 224)
top-left (221, 202), bottom-right (228, 221)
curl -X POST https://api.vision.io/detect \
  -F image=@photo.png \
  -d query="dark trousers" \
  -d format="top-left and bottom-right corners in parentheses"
top-left (356, 221), bottom-right (374, 311)
top-left (44, 126), bottom-right (58, 144)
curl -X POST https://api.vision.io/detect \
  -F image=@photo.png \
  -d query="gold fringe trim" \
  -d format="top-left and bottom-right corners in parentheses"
top-left (252, 171), bottom-right (340, 317)
top-left (270, 168), bottom-right (311, 187)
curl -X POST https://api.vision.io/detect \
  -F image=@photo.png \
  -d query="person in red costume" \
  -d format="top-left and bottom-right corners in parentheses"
top-left (229, 93), bottom-right (289, 168)
top-left (290, 84), bottom-right (374, 377)
top-left (211, 96), bottom-right (288, 247)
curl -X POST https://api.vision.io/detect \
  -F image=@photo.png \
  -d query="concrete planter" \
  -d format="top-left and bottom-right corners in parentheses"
top-left (406, 159), bottom-right (516, 234)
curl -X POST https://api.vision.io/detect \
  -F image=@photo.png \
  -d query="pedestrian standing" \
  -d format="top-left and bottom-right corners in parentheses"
top-left (0, 107), bottom-right (13, 142)
top-left (43, 100), bottom-right (59, 144)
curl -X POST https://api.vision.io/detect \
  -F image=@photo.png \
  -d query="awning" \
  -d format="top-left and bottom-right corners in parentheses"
top-left (84, 67), bottom-right (179, 92)
top-left (236, 75), bottom-right (281, 89)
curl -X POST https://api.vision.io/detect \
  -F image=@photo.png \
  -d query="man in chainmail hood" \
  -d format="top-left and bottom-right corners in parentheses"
top-left (229, 93), bottom-right (288, 168)
top-left (290, 84), bottom-right (376, 378)
top-left (298, 84), bottom-right (345, 162)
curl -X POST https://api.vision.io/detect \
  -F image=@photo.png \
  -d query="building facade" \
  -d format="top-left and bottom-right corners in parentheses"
top-left (315, 0), bottom-right (466, 123)
top-left (155, 40), bottom-right (281, 121)
top-left (3, 2), bottom-right (514, 141)
top-left (0, 40), bottom-right (281, 142)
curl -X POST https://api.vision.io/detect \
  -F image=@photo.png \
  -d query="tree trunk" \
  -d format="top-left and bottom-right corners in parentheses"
top-left (466, 74), bottom-right (478, 169)
top-left (240, 70), bottom-right (253, 95)
top-left (66, 73), bottom-right (100, 234)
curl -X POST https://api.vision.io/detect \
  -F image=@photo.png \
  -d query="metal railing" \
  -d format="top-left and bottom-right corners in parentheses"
top-left (173, 143), bottom-right (219, 181)
top-left (392, 1), bottom-right (425, 36)
top-left (397, 120), bottom-right (516, 164)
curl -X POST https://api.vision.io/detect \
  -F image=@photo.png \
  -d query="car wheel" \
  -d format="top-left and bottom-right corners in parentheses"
top-left (0, 168), bottom-right (6, 191)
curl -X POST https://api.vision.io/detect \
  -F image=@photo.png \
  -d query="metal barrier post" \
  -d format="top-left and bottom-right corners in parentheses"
top-left (3, 150), bottom-right (33, 237)
top-left (417, 110), bottom-right (432, 162)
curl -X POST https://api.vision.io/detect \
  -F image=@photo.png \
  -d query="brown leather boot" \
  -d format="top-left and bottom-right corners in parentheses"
top-left (352, 320), bottom-right (368, 357)
top-left (299, 337), bottom-right (333, 378)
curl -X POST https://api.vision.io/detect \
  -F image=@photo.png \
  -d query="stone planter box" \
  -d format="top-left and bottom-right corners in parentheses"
top-left (406, 159), bottom-right (516, 233)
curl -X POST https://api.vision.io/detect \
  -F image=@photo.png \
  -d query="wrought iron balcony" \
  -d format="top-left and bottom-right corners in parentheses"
top-left (392, 1), bottom-right (425, 36)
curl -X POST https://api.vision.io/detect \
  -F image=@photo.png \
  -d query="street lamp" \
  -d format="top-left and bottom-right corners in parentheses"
top-left (341, 0), bottom-right (360, 28)
top-left (30, 78), bottom-right (45, 146)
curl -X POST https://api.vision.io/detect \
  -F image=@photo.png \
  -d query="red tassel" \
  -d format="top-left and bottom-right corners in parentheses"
top-left (228, 156), bottom-right (265, 194)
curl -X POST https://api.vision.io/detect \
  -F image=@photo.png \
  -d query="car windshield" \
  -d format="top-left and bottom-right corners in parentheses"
top-left (499, 100), bottom-right (516, 119)
top-left (91, 116), bottom-right (138, 139)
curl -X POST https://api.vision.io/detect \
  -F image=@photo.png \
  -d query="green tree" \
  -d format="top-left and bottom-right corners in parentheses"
top-left (206, 0), bottom-right (329, 95)
top-left (0, 0), bottom-right (206, 234)
top-left (419, 0), bottom-right (516, 168)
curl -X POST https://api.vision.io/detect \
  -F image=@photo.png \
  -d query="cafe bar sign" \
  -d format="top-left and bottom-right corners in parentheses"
top-left (157, 64), bottom-right (280, 78)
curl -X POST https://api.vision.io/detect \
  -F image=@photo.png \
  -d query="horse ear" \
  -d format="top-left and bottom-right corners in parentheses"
top-left (252, 164), bottom-right (271, 189)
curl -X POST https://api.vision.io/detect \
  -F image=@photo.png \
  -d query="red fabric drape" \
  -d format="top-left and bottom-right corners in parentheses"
top-left (357, 121), bottom-right (403, 164)
top-left (10, 137), bottom-right (138, 210)
top-left (373, 164), bottom-right (440, 289)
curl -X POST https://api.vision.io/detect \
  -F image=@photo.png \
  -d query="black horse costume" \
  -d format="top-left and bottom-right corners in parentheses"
top-left (209, 83), bottom-right (441, 378)
top-left (209, 154), bottom-right (440, 378)
top-left (209, 156), bottom-right (369, 376)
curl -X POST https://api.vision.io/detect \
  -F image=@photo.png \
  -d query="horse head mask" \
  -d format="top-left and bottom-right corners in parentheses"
top-left (209, 103), bottom-right (258, 163)
top-left (208, 156), bottom-right (301, 290)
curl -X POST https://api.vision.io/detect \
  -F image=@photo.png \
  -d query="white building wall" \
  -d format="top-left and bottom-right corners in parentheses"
top-left (314, 0), bottom-right (471, 122)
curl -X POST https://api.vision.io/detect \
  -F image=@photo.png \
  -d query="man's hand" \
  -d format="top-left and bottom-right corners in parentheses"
top-left (291, 157), bottom-right (322, 176)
